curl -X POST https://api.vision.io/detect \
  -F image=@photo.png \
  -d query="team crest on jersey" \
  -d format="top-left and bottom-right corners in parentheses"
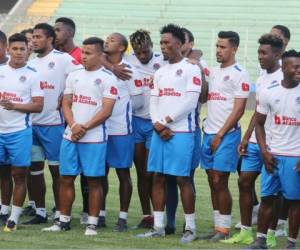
top-left (48, 62), bottom-right (55, 69)
top-left (94, 78), bottom-right (102, 85)
top-left (176, 69), bottom-right (183, 76)
top-left (296, 96), bottom-right (300, 105)
top-left (223, 75), bottom-right (230, 81)
top-left (19, 75), bottom-right (27, 82)
top-left (153, 63), bottom-right (160, 70)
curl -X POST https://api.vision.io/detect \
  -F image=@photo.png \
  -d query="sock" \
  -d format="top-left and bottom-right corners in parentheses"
top-left (267, 229), bottom-right (275, 235)
top-left (153, 211), bottom-right (164, 228)
top-left (213, 210), bottom-right (220, 228)
top-left (257, 232), bottom-right (267, 238)
top-left (218, 214), bottom-right (231, 229)
top-left (184, 213), bottom-right (196, 230)
top-left (87, 216), bottom-right (98, 226)
top-left (8, 205), bottom-right (23, 224)
top-left (143, 214), bottom-right (151, 218)
top-left (99, 210), bottom-right (106, 217)
top-left (278, 219), bottom-right (287, 225)
top-left (0, 204), bottom-right (10, 215)
top-left (36, 207), bottom-right (46, 218)
top-left (59, 214), bottom-right (71, 223)
top-left (241, 225), bottom-right (252, 231)
top-left (119, 211), bottom-right (127, 220)
top-left (28, 200), bottom-right (36, 209)
top-left (54, 210), bottom-right (61, 220)
top-left (287, 237), bottom-right (296, 243)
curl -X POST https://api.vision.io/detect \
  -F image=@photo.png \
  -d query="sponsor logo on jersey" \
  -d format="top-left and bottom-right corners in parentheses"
top-left (159, 88), bottom-right (181, 97)
top-left (40, 81), bottom-right (55, 90)
top-left (208, 92), bottom-right (227, 101)
top-left (274, 114), bottom-right (300, 126)
top-left (0, 91), bottom-right (23, 102)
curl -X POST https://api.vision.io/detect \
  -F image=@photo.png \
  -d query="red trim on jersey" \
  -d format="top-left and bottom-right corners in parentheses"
top-left (69, 47), bottom-right (82, 64)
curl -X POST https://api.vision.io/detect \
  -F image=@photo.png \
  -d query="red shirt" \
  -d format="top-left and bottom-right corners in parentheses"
top-left (69, 46), bottom-right (82, 64)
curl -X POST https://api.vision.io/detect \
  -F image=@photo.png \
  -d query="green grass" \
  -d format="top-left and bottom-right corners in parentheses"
top-left (0, 109), bottom-right (296, 249)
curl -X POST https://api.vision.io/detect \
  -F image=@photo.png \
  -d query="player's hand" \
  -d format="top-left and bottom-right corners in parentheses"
top-left (159, 128), bottom-right (174, 141)
top-left (262, 151), bottom-right (277, 174)
top-left (71, 124), bottom-right (86, 141)
top-left (0, 99), bottom-right (15, 110)
top-left (112, 64), bottom-right (132, 81)
top-left (295, 160), bottom-right (300, 173)
top-left (154, 122), bottom-right (166, 133)
top-left (210, 134), bottom-right (222, 153)
top-left (238, 138), bottom-right (248, 156)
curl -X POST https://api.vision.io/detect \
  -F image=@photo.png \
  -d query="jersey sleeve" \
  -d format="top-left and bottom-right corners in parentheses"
top-left (256, 87), bottom-right (270, 115)
top-left (151, 71), bottom-right (160, 97)
top-left (103, 76), bottom-right (119, 100)
top-left (30, 72), bottom-right (44, 97)
top-left (126, 66), bottom-right (143, 96)
top-left (186, 64), bottom-right (202, 93)
top-left (233, 71), bottom-right (251, 98)
top-left (63, 54), bottom-right (82, 76)
top-left (64, 73), bottom-right (74, 95)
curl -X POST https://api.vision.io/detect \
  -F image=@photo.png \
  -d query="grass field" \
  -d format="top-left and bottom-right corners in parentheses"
top-left (0, 109), bottom-right (296, 249)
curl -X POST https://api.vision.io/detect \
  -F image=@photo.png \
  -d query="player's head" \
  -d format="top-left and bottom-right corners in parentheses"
top-left (104, 32), bottom-right (128, 55)
top-left (33, 23), bottom-right (55, 54)
top-left (181, 27), bottom-right (194, 55)
top-left (271, 25), bottom-right (290, 50)
top-left (258, 33), bottom-right (283, 70)
top-left (216, 31), bottom-right (239, 64)
top-left (0, 30), bottom-right (7, 60)
top-left (82, 37), bottom-right (104, 70)
top-left (281, 50), bottom-right (300, 84)
top-left (21, 28), bottom-right (33, 58)
top-left (160, 24), bottom-right (185, 61)
top-left (8, 33), bottom-right (28, 66)
top-left (130, 29), bottom-right (153, 64)
top-left (54, 17), bottom-right (76, 47)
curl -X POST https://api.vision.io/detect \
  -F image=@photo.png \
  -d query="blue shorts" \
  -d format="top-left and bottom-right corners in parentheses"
top-left (201, 129), bottom-right (241, 173)
top-left (0, 127), bottom-right (32, 167)
top-left (240, 143), bottom-right (263, 172)
top-left (106, 134), bottom-right (134, 168)
top-left (132, 116), bottom-right (153, 149)
top-left (261, 155), bottom-right (300, 200)
top-left (191, 128), bottom-right (201, 169)
top-left (147, 132), bottom-right (194, 177)
top-left (32, 125), bottom-right (64, 165)
top-left (60, 139), bottom-right (107, 177)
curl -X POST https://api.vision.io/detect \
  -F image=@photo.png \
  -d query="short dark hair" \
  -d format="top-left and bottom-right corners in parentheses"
top-left (20, 28), bottom-right (33, 35)
top-left (83, 37), bottom-right (104, 51)
top-left (160, 24), bottom-right (185, 44)
top-left (55, 17), bottom-right (76, 36)
top-left (181, 28), bottom-right (194, 43)
top-left (8, 33), bottom-right (28, 45)
top-left (113, 33), bottom-right (128, 52)
top-left (33, 23), bottom-right (55, 41)
top-left (282, 49), bottom-right (300, 59)
top-left (258, 33), bottom-right (283, 52)
top-left (0, 30), bottom-right (7, 45)
top-left (272, 25), bottom-right (290, 40)
top-left (130, 29), bottom-right (153, 50)
top-left (218, 31), bottom-right (240, 47)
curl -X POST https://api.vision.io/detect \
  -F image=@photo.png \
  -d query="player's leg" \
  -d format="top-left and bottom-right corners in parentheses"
top-left (80, 174), bottom-right (89, 224)
top-left (23, 170), bottom-right (36, 216)
top-left (165, 175), bottom-right (178, 234)
top-left (0, 165), bottom-right (12, 224)
top-left (98, 168), bottom-right (108, 228)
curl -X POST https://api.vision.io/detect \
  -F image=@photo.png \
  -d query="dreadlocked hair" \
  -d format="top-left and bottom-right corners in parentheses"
top-left (130, 29), bottom-right (153, 50)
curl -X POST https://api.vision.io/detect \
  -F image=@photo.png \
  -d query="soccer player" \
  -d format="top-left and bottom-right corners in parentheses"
top-left (247, 49), bottom-right (300, 250)
top-left (0, 33), bottom-right (44, 231)
top-left (271, 25), bottom-right (290, 52)
top-left (42, 37), bottom-right (118, 235)
top-left (22, 23), bottom-right (81, 225)
top-left (200, 31), bottom-right (250, 241)
top-left (137, 24), bottom-right (201, 243)
top-left (20, 28), bottom-right (33, 61)
top-left (125, 29), bottom-right (165, 229)
top-left (222, 34), bottom-right (283, 245)
top-left (102, 32), bottom-right (143, 232)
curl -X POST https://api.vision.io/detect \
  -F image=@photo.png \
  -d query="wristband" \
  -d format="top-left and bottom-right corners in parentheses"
top-left (70, 122), bottom-right (77, 130)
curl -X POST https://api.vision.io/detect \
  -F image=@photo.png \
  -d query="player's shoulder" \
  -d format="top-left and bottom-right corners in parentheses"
top-left (100, 67), bottom-right (118, 82)
top-left (232, 63), bottom-right (249, 76)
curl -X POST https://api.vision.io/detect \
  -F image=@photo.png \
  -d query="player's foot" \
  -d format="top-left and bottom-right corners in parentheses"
top-left (22, 214), bottom-right (48, 225)
top-left (97, 216), bottom-right (106, 228)
top-left (80, 212), bottom-right (88, 225)
top-left (285, 240), bottom-right (296, 249)
top-left (244, 237), bottom-right (267, 249)
top-left (181, 227), bottom-right (197, 243)
top-left (165, 225), bottom-right (176, 235)
top-left (41, 221), bottom-right (70, 232)
top-left (0, 214), bottom-right (9, 225)
top-left (199, 230), bottom-right (216, 240)
top-left (113, 218), bottom-right (127, 232)
top-left (22, 206), bottom-right (36, 216)
top-left (132, 216), bottom-right (154, 229)
top-left (209, 231), bottom-right (229, 242)
top-left (221, 228), bottom-right (253, 244)
top-left (266, 231), bottom-right (277, 248)
top-left (3, 220), bottom-right (17, 232)
top-left (85, 224), bottom-right (97, 236)
top-left (136, 227), bottom-right (165, 238)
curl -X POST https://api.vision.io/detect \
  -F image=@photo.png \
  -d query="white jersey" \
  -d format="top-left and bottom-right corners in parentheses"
top-left (29, 49), bottom-right (82, 125)
top-left (256, 83), bottom-right (300, 157)
top-left (106, 59), bottom-right (143, 135)
top-left (151, 58), bottom-right (201, 132)
top-left (249, 68), bottom-right (283, 144)
top-left (0, 64), bottom-right (44, 133)
top-left (124, 53), bottom-right (166, 119)
top-left (204, 63), bottom-right (250, 134)
top-left (63, 67), bottom-right (118, 143)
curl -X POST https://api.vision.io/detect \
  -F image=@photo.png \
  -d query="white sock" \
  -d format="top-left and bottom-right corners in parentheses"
top-left (218, 214), bottom-right (231, 229)
top-left (184, 213), bottom-right (196, 230)
top-left (257, 232), bottom-right (267, 238)
top-left (28, 200), bottom-right (36, 209)
top-left (87, 216), bottom-right (98, 226)
top-left (59, 214), bottom-right (71, 223)
top-left (213, 210), bottom-right (220, 227)
top-left (287, 237), bottom-right (296, 243)
top-left (36, 207), bottom-right (47, 218)
top-left (241, 225), bottom-right (252, 231)
top-left (278, 219), bottom-right (287, 225)
top-left (153, 211), bottom-right (164, 228)
top-left (0, 204), bottom-right (10, 215)
top-left (54, 210), bottom-right (61, 220)
top-left (8, 205), bottom-right (23, 224)
top-left (99, 210), bottom-right (106, 217)
top-left (267, 229), bottom-right (275, 235)
top-left (143, 214), bottom-right (151, 218)
top-left (119, 211), bottom-right (127, 220)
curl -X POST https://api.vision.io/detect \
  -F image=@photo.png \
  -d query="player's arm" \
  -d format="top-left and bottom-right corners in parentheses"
top-left (0, 96), bottom-right (44, 113)
top-left (238, 111), bottom-right (256, 155)
top-left (101, 54), bottom-right (132, 80)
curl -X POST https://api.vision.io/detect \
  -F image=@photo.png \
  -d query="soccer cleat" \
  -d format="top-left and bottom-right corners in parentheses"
top-left (132, 216), bottom-right (154, 229)
top-left (80, 212), bottom-right (88, 225)
top-left (3, 220), bottom-right (17, 232)
top-left (22, 206), bottom-right (36, 216)
top-left (85, 224), bottom-right (97, 236)
top-left (285, 240), bottom-right (296, 249)
top-left (113, 218), bottom-right (128, 232)
top-left (199, 230), bottom-right (217, 240)
top-left (221, 228), bottom-right (253, 244)
top-left (0, 214), bottom-right (9, 225)
top-left (266, 231), bottom-right (277, 248)
top-left (209, 231), bottom-right (229, 242)
top-left (22, 214), bottom-right (48, 225)
top-left (136, 227), bottom-right (165, 238)
top-left (41, 221), bottom-right (70, 232)
top-left (97, 216), bottom-right (106, 228)
top-left (244, 237), bottom-right (267, 249)
top-left (165, 225), bottom-right (176, 235)
top-left (181, 228), bottom-right (197, 243)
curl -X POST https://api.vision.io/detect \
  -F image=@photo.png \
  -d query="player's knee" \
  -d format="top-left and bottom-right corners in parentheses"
top-left (261, 195), bottom-right (277, 206)
top-left (238, 175), bottom-right (253, 191)
top-left (212, 176), bottom-right (228, 190)
top-left (176, 176), bottom-right (191, 186)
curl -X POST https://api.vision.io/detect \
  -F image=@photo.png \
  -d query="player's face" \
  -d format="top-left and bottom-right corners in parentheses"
top-left (133, 44), bottom-right (153, 64)
top-left (282, 57), bottom-right (300, 84)
top-left (258, 44), bottom-right (278, 70)
top-left (104, 34), bottom-right (122, 54)
top-left (160, 33), bottom-right (181, 61)
top-left (271, 28), bottom-right (288, 49)
top-left (0, 42), bottom-right (7, 60)
top-left (81, 44), bottom-right (101, 70)
top-left (32, 29), bottom-right (53, 54)
top-left (8, 41), bottom-right (27, 66)
top-left (181, 32), bottom-right (193, 55)
top-left (24, 32), bottom-right (33, 56)
top-left (216, 38), bottom-right (236, 63)
top-left (54, 22), bottom-right (69, 47)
